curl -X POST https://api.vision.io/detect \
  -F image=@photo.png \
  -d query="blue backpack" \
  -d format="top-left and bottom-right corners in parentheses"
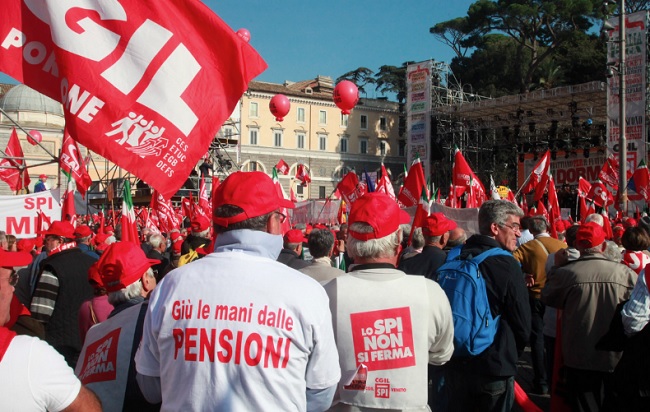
top-left (436, 246), bottom-right (511, 357)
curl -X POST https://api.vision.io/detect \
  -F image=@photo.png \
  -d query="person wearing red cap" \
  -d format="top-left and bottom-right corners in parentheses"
top-left (74, 224), bottom-right (99, 260)
top-left (0, 248), bottom-right (101, 411)
top-left (34, 173), bottom-right (48, 193)
top-left (323, 192), bottom-right (454, 411)
top-left (180, 215), bottom-right (211, 257)
top-left (439, 200), bottom-right (530, 412)
top-left (542, 221), bottom-right (637, 410)
top-left (398, 212), bottom-right (457, 280)
top-left (30, 221), bottom-right (98, 367)
top-left (512, 215), bottom-right (567, 395)
top-left (135, 171), bottom-right (340, 411)
top-left (76, 242), bottom-right (160, 411)
top-left (279, 229), bottom-right (310, 270)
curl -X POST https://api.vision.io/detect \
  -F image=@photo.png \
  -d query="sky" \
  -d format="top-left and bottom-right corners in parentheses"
top-left (0, 0), bottom-right (476, 97)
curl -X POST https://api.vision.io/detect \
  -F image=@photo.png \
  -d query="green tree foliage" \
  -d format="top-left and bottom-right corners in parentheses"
top-left (432, 0), bottom-right (605, 93)
top-left (336, 67), bottom-right (376, 96)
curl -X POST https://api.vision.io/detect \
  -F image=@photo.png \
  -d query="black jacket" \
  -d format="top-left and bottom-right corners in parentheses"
top-left (398, 245), bottom-right (447, 280)
top-left (444, 234), bottom-right (531, 377)
top-left (277, 248), bottom-right (310, 270)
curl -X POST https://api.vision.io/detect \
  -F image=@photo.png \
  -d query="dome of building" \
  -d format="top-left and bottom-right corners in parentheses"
top-left (0, 84), bottom-right (63, 116)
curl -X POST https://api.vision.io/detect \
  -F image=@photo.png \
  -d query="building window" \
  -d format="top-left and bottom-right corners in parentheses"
top-left (340, 113), bottom-right (348, 127)
top-left (297, 107), bottom-right (305, 123)
top-left (274, 131), bottom-right (282, 147)
top-left (223, 127), bottom-right (233, 139)
top-left (249, 102), bottom-right (258, 118)
top-left (379, 117), bottom-right (387, 131)
top-left (360, 115), bottom-right (368, 130)
top-left (243, 161), bottom-right (259, 171)
top-left (297, 133), bottom-right (305, 149)
top-left (380, 141), bottom-right (387, 156)
top-left (319, 186), bottom-right (326, 199)
top-left (249, 128), bottom-right (258, 145)
top-left (398, 140), bottom-right (406, 157)
top-left (296, 185), bottom-right (304, 195)
top-left (360, 138), bottom-right (368, 154)
top-left (340, 137), bottom-right (348, 153)
top-left (319, 134), bottom-right (327, 151)
top-left (319, 110), bottom-right (327, 125)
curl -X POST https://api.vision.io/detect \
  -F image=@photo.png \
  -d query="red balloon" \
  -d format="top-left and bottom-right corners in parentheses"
top-left (333, 80), bottom-right (359, 115)
top-left (269, 94), bottom-right (291, 122)
top-left (27, 130), bottom-right (42, 146)
top-left (237, 28), bottom-right (251, 43)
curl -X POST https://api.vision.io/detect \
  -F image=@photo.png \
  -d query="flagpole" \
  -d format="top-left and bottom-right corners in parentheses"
top-left (0, 108), bottom-right (59, 160)
top-left (315, 187), bottom-right (339, 224)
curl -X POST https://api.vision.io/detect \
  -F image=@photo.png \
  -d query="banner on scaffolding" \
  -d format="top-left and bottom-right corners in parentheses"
top-left (406, 60), bottom-right (433, 180)
top-left (606, 10), bottom-right (648, 172)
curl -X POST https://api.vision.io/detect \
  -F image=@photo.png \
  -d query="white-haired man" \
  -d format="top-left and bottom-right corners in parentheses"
top-left (135, 171), bottom-right (340, 411)
top-left (75, 242), bottom-right (160, 411)
top-left (542, 222), bottom-right (637, 411)
top-left (323, 192), bottom-right (454, 411)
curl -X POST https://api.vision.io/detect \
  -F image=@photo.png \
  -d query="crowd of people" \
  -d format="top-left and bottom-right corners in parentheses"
top-left (0, 170), bottom-right (649, 411)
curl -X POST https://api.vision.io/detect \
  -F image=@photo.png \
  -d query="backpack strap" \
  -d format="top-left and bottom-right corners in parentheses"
top-left (470, 247), bottom-right (511, 265)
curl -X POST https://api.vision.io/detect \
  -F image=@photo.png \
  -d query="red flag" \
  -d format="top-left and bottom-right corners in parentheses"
top-left (272, 168), bottom-right (291, 234)
top-left (150, 190), bottom-right (180, 233)
top-left (586, 181), bottom-right (612, 208)
top-left (275, 159), bottom-right (290, 175)
top-left (375, 164), bottom-right (396, 200)
top-left (290, 186), bottom-right (297, 203)
top-left (337, 199), bottom-right (348, 224)
top-left (411, 186), bottom-right (431, 230)
top-left (295, 164), bottom-right (311, 186)
top-left (547, 176), bottom-right (561, 239)
top-left (36, 210), bottom-right (51, 236)
top-left (601, 211), bottom-right (613, 240)
top-left (61, 180), bottom-right (77, 225)
top-left (599, 156), bottom-right (619, 191)
top-left (520, 150), bottom-right (551, 195)
top-left (337, 172), bottom-right (366, 204)
top-left (578, 177), bottom-right (592, 198)
top-left (211, 176), bottom-right (220, 210)
top-left (398, 158), bottom-right (426, 207)
top-left (0, 128), bottom-right (30, 191)
top-left (60, 130), bottom-right (92, 198)
top-left (452, 148), bottom-right (487, 207)
top-left (536, 201), bottom-right (550, 224)
top-left (0, 1), bottom-right (267, 200)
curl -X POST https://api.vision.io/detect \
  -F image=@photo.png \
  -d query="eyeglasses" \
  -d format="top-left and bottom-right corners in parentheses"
top-left (500, 223), bottom-right (521, 233)
top-left (2, 270), bottom-right (18, 287)
top-left (273, 211), bottom-right (287, 223)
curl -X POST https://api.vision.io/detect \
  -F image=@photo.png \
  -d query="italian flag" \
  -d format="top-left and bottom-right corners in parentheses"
top-left (121, 180), bottom-right (140, 244)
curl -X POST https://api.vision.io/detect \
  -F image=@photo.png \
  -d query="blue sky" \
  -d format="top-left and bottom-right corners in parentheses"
top-left (0, 0), bottom-right (476, 96)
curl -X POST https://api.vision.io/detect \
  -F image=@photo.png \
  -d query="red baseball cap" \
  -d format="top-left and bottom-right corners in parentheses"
top-left (576, 222), bottom-right (606, 249)
top-left (212, 171), bottom-right (294, 227)
top-left (0, 249), bottom-right (33, 268)
top-left (16, 238), bottom-right (35, 253)
top-left (39, 174), bottom-right (47, 179)
top-left (191, 215), bottom-right (211, 232)
top-left (103, 226), bottom-right (115, 234)
top-left (44, 221), bottom-right (75, 239)
top-left (74, 225), bottom-right (93, 238)
top-left (98, 242), bottom-right (160, 292)
top-left (399, 209), bottom-right (411, 225)
top-left (422, 213), bottom-right (457, 236)
top-left (87, 262), bottom-right (103, 288)
top-left (284, 229), bottom-right (307, 244)
top-left (349, 193), bottom-right (400, 240)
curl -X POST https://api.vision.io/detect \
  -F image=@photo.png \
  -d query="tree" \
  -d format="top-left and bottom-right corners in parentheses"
top-left (336, 67), bottom-right (375, 96)
top-left (433, 0), bottom-right (603, 93)
top-left (374, 62), bottom-right (414, 103)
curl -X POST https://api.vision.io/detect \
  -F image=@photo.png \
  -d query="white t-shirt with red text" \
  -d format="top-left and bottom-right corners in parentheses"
top-left (136, 234), bottom-right (340, 411)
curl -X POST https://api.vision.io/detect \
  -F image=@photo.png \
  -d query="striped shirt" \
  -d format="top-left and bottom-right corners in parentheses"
top-left (621, 270), bottom-right (650, 336)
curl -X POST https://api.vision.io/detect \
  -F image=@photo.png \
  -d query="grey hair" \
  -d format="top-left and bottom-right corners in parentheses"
top-left (107, 267), bottom-right (154, 306)
top-left (585, 214), bottom-right (604, 227)
top-left (603, 241), bottom-right (622, 262)
top-left (411, 227), bottom-right (425, 250)
top-left (528, 216), bottom-right (549, 235)
top-left (580, 243), bottom-right (605, 256)
top-left (149, 233), bottom-right (166, 248)
top-left (347, 222), bottom-right (401, 260)
top-left (478, 200), bottom-right (524, 235)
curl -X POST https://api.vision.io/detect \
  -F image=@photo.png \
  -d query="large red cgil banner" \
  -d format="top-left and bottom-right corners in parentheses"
top-left (0, 0), bottom-right (267, 199)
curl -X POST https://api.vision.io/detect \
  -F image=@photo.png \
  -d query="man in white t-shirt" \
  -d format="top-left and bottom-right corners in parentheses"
top-left (324, 193), bottom-right (454, 411)
top-left (0, 248), bottom-right (101, 411)
top-left (135, 171), bottom-right (341, 411)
